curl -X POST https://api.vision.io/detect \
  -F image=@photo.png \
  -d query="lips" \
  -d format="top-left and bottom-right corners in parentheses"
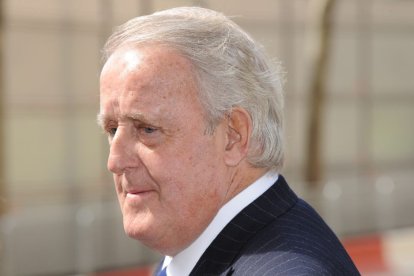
top-left (125, 187), bottom-right (155, 198)
top-left (120, 177), bottom-right (156, 200)
top-left (121, 175), bottom-right (153, 195)
top-left (123, 183), bottom-right (151, 194)
top-left (126, 189), bottom-right (144, 195)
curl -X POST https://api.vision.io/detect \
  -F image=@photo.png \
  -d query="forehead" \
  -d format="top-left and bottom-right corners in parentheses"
top-left (101, 45), bottom-right (196, 91)
top-left (99, 45), bottom-right (203, 122)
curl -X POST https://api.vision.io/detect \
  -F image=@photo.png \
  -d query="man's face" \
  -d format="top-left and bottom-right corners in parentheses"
top-left (99, 46), bottom-right (231, 255)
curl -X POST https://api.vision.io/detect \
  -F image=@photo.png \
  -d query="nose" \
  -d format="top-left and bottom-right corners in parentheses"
top-left (107, 128), bottom-right (136, 175)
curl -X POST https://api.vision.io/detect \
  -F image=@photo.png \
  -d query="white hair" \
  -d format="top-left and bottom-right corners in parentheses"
top-left (103, 7), bottom-right (285, 171)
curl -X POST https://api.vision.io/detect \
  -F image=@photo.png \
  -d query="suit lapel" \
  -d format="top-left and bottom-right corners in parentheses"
top-left (189, 175), bottom-right (298, 275)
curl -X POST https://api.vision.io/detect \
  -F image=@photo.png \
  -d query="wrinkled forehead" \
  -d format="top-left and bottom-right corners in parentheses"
top-left (101, 44), bottom-right (196, 81)
top-left (99, 45), bottom-right (203, 112)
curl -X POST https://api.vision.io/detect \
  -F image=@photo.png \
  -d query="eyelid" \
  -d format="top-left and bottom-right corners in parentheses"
top-left (136, 124), bottom-right (159, 133)
top-left (143, 126), bottom-right (158, 133)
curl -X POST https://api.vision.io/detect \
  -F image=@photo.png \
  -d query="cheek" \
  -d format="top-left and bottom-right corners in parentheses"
top-left (113, 175), bottom-right (122, 190)
top-left (173, 150), bottom-right (217, 181)
top-left (174, 151), bottom-right (224, 199)
top-left (146, 150), bottom-right (211, 196)
top-left (139, 134), bottom-right (226, 199)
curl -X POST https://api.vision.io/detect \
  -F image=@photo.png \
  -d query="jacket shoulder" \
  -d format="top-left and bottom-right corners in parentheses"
top-left (229, 199), bottom-right (360, 275)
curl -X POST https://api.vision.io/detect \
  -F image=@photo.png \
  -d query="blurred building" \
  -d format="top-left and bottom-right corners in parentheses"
top-left (0, 0), bottom-right (413, 275)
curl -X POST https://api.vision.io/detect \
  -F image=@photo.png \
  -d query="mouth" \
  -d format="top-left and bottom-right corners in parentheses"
top-left (125, 189), bottom-right (155, 200)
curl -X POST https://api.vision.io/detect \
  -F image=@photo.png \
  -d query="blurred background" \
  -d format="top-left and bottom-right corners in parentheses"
top-left (0, 0), bottom-right (413, 275)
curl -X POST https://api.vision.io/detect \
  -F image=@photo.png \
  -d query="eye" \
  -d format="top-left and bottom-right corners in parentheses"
top-left (108, 127), bottom-right (117, 137)
top-left (135, 124), bottom-right (162, 146)
top-left (142, 127), bottom-right (157, 134)
top-left (131, 122), bottom-right (161, 144)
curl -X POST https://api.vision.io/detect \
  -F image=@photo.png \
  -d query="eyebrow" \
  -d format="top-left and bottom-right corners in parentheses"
top-left (96, 112), bottom-right (153, 128)
top-left (96, 113), bottom-right (106, 128)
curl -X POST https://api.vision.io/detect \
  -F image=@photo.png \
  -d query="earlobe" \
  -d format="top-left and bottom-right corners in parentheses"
top-left (224, 107), bottom-right (252, 167)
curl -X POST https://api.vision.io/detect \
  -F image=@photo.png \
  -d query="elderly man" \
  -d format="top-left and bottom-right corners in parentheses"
top-left (98, 7), bottom-right (359, 276)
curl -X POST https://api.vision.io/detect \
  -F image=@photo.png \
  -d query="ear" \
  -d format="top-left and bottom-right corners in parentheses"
top-left (224, 107), bottom-right (252, 167)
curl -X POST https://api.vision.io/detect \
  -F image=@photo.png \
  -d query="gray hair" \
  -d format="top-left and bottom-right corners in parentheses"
top-left (103, 7), bottom-right (285, 171)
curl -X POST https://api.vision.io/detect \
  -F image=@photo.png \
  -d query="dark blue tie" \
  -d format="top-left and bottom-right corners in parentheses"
top-left (157, 267), bottom-right (167, 276)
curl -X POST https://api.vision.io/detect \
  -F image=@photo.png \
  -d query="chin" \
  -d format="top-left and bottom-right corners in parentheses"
top-left (120, 203), bottom-right (151, 237)
top-left (122, 216), bottom-right (175, 254)
top-left (123, 223), bottom-right (164, 253)
top-left (123, 218), bottom-right (146, 239)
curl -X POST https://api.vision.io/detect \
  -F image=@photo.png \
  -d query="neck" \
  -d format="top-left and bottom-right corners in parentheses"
top-left (223, 165), bottom-right (268, 205)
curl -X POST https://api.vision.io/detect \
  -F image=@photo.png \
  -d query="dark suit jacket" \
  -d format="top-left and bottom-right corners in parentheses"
top-left (187, 175), bottom-right (360, 275)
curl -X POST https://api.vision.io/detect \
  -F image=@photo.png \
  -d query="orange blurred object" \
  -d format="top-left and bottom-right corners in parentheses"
top-left (343, 234), bottom-right (388, 274)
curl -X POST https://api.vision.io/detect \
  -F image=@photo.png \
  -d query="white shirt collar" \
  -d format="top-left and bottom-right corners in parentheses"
top-left (162, 171), bottom-right (279, 276)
